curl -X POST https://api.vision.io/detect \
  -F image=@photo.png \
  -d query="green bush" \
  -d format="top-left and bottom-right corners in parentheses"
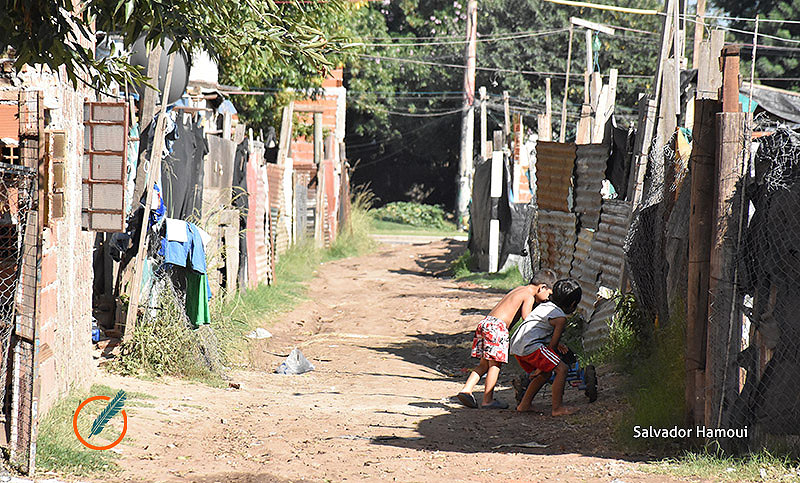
top-left (371, 202), bottom-right (450, 229)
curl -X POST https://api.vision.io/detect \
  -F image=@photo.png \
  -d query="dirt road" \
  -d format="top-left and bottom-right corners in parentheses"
top-left (96, 240), bottom-right (686, 482)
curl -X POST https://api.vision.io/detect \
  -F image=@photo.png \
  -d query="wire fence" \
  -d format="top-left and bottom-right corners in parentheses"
top-left (715, 124), bottom-right (800, 453)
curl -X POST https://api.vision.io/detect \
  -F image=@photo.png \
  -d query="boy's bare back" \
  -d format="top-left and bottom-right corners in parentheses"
top-left (488, 285), bottom-right (538, 326)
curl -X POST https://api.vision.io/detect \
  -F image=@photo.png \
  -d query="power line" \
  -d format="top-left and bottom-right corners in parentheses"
top-left (356, 28), bottom-right (569, 47)
top-left (358, 53), bottom-right (653, 79)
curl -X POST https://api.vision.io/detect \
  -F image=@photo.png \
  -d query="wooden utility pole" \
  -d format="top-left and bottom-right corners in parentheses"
top-left (480, 86), bottom-right (488, 160)
top-left (123, 52), bottom-right (177, 341)
top-left (559, 25), bottom-right (574, 143)
top-left (457, 0), bottom-right (478, 230)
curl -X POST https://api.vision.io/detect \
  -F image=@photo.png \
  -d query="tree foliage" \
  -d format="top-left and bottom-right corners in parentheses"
top-left (344, 0), bottom-right (662, 208)
top-left (1, 0), bottom-right (353, 87)
top-left (710, 0), bottom-right (800, 90)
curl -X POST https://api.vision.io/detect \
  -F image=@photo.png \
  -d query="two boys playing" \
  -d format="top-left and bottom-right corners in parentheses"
top-left (457, 270), bottom-right (582, 416)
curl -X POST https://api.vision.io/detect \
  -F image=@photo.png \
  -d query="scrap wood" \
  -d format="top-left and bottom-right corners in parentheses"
top-left (492, 441), bottom-right (549, 450)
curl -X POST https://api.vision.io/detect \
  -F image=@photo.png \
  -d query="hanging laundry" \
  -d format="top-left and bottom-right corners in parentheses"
top-left (161, 220), bottom-right (212, 328)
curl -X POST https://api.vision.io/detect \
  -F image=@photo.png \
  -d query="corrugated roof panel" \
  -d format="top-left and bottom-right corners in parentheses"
top-left (573, 144), bottom-right (608, 230)
top-left (570, 228), bottom-right (599, 320)
top-left (584, 298), bottom-right (617, 353)
top-left (535, 141), bottom-right (576, 212)
top-left (537, 209), bottom-right (576, 279)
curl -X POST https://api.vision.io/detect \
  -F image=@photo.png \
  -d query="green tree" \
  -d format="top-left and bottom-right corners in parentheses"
top-left (1, 0), bottom-right (352, 87)
top-left (710, 0), bottom-right (800, 90)
top-left (344, 0), bottom-right (662, 209)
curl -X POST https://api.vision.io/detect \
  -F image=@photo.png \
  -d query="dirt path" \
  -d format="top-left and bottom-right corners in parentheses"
top-left (94, 240), bottom-right (691, 482)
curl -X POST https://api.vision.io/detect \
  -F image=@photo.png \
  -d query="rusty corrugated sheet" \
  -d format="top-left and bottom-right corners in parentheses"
top-left (570, 228), bottom-right (599, 320)
top-left (593, 199), bottom-right (631, 289)
top-left (535, 141), bottom-right (576, 213)
top-left (581, 199), bottom-right (632, 352)
top-left (537, 209), bottom-right (576, 279)
top-left (584, 298), bottom-right (616, 353)
top-left (573, 144), bottom-right (608, 230)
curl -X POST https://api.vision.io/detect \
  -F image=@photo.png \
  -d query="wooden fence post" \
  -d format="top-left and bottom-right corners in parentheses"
top-left (313, 113), bottom-right (324, 248)
top-left (123, 52), bottom-right (177, 341)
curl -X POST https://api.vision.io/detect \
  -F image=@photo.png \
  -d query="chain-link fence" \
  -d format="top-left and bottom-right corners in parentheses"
top-left (713, 124), bottom-right (800, 453)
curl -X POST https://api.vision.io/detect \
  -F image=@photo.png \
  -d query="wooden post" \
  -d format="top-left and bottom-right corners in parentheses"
top-left (313, 113), bottom-right (324, 247)
top-left (686, 98), bottom-right (720, 427)
top-left (123, 52), bottom-right (177, 341)
top-left (489, 150), bottom-right (503, 273)
top-left (131, 44), bottom-right (163, 206)
top-left (705, 45), bottom-right (744, 428)
top-left (692, 0), bottom-right (707, 68)
top-left (503, 91), bottom-right (511, 140)
top-left (559, 25), bottom-right (574, 143)
top-left (538, 78), bottom-right (553, 141)
top-left (480, 86), bottom-right (488, 160)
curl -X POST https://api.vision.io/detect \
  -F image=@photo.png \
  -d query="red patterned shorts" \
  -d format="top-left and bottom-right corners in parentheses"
top-left (471, 316), bottom-right (509, 363)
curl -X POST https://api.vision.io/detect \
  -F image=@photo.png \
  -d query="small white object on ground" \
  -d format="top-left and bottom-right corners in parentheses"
top-left (246, 328), bottom-right (272, 339)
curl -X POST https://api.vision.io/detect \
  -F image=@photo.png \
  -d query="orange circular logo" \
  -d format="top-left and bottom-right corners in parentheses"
top-left (72, 395), bottom-right (128, 450)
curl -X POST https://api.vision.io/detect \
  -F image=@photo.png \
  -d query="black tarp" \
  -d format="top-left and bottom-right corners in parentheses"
top-left (468, 153), bottom-right (532, 272)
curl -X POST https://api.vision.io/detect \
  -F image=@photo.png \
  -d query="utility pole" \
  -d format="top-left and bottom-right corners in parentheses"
top-left (457, 0), bottom-right (478, 230)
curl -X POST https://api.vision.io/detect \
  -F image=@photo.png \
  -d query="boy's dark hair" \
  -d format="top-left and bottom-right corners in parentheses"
top-left (530, 269), bottom-right (556, 287)
top-left (550, 278), bottom-right (582, 314)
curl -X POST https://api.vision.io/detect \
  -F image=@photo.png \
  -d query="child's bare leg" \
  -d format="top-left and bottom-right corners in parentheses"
top-left (517, 371), bottom-right (550, 411)
top-left (460, 358), bottom-right (489, 394)
top-left (551, 362), bottom-right (578, 416)
top-left (481, 360), bottom-right (502, 405)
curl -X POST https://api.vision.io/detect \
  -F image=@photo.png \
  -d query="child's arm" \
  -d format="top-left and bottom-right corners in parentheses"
top-left (548, 316), bottom-right (567, 351)
top-left (520, 294), bottom-right (536, 321)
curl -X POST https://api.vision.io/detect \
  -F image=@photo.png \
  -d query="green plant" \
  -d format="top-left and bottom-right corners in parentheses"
top-left (586, 293), bottom-right (640, 367)
top-left (36, 384), bottom-right (153, 475)
top-left (451, 250), bottom-right (475, 279)
top-left (371, 202), bottom-right (451, 229)
top-left (648, 449), bottom-right (800, 481)
top-left (616, 302), bottom-right (686, 451)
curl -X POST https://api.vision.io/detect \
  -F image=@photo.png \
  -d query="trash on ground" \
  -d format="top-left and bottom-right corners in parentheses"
top-left (276, 348), bottom-right (315, 375)
top-left (246, 328), bottom-right (272, 339)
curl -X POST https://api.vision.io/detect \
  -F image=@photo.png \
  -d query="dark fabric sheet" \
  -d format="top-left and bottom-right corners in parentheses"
top-left (233, 140), bottom-right (249, 289)
top-left (161, 119), bottom-right (208, 220)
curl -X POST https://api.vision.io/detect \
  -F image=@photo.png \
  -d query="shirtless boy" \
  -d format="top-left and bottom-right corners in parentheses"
top-left (456, 270), bottom-right (555, 409)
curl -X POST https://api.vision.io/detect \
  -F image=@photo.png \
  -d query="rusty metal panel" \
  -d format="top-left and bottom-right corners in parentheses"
top-left (82, 102), bottom-right (128, 232)
top-left (584, 298), bottom-right (616, 353)
top-left (535, 141), bottom-right (576, 212)
top-left (573, 144), bottom-right (608, 230)
top-left (570, 228), bottom-right (599, 320)
top-left (537, 209), bottom-right (576, 279)
top-left (593, 200), bottom-right (632, 289)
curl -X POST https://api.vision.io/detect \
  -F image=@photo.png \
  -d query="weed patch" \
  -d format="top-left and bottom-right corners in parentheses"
top-left (371, 202), bottom-right (452, 230)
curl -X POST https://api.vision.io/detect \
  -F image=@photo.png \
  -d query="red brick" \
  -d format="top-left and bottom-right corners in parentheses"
top-left (41, 252), bottom-right (57, 287)
top-left (39, 286), bottom-right (58, 325)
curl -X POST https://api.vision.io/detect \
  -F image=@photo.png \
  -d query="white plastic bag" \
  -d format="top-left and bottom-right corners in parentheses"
top-left (276, 348), bottom-right (315, 375)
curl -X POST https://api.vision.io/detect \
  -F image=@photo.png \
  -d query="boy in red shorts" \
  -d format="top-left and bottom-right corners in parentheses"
top-left (510, 278), bottom-right (582, 416)
top-left (457, 270), bottom-right (555, 409)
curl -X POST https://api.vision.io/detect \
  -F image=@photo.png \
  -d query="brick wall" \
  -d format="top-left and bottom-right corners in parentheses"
top-left (30, 74), bottom-right (94, 416)
top-left (290, 69), bottom-right (346, 168)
